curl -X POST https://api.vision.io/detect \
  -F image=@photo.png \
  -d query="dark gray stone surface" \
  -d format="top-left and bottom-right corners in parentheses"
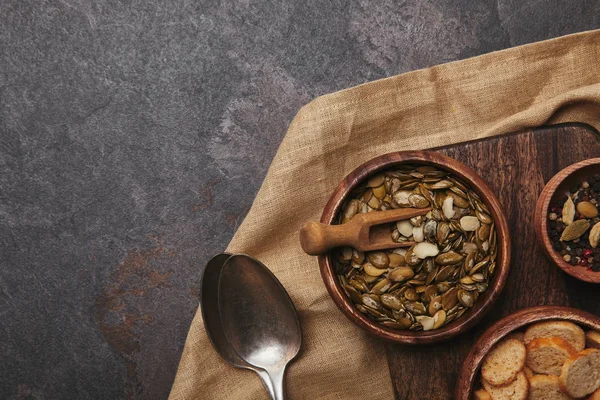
top-left (0, 1), bottom-right (598, 399)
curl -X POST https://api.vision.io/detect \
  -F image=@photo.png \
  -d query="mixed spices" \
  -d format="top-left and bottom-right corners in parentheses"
top-left (334, 165), bottom-right (498, 331)
top-left (547, 175), bottom-right (600, 271)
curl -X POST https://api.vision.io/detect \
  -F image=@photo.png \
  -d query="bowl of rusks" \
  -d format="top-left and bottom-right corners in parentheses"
top-left (456, 306), bottom-right (600, 400)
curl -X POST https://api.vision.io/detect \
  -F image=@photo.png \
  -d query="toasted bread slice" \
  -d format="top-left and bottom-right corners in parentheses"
top-left (559, 348), bottom-right (600, 398)
top-left (507, 331), bottom-right (525, 342)
top-left (473, 389), bottom-right (492, 400)
top-left (589, 387), bottom-right (600, 400)
top-left (523, 366), bottom-right (535, 379)
top-left (586, 330), bottom-right (600, 349)
top-left (481, 338), bottom-right (526, 386)
top-left (528, 375), bottom-right (572, 400)
top-left (524, 321), bottom-right (585, 352)
top-left (482, 371), bottom-right (529, 400)
top-left (526, 337), bottom-right (576, 376)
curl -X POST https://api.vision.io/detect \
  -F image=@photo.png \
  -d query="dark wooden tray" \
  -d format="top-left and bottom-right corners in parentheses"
top-left (386, 123), bottom-right (600, 399)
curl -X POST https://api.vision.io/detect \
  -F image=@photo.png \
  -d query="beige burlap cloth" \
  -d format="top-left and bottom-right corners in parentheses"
top-left (169, 30), bottom-right (600, 399)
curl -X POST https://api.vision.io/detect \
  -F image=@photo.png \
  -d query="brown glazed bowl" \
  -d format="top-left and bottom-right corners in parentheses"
top-left (534, 158), bottom-right (600, 283)
top-left (317, 151), bottom-right (511, 344)
top-left (455, 306), bottom-right (600, 399)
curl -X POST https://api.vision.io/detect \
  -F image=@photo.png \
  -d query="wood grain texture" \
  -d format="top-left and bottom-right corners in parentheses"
top-left (317, 152), bottom-right (511, 345)
top-left (384, 124), bottom-right (600, 400)
top-left (534, 158), bottom-right (600, 283)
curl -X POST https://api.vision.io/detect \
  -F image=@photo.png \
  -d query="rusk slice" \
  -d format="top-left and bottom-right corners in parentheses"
top-left (506, 331), bottom-right (525, 342)
top-left (586, 330), bottom-right (600, 349)
top-left (482, 372), bottom-right (529, 400)
top-left (522, 366), bottom-right (535, 379)
top-left (528, 375), bottom-right (572, 400)
top-left (589, 387), bottom-right (600, 400)
top-left (524, 321), bottom-right (585, 352)
top-left (481, 338), bottom-right (526, 386)
top-left (559, 348), bottom-right (600, 398)
top-left (526, 337), bottom-right (576, 376)
top-left (473, 389), bottom-right (492, 400)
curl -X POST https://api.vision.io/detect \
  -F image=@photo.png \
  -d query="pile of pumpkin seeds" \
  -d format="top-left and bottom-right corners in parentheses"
top-left (335, 165), bottom-right (497, 331)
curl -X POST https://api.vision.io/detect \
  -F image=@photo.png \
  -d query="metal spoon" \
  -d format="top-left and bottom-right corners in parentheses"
top-left (200, 253), bottom-right (276, 398)
top-left (218, 254), bottom-right (302, 400)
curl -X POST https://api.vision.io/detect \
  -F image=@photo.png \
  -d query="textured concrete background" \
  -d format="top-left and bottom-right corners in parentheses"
top-left (0, 1), bottom-right (598, 399)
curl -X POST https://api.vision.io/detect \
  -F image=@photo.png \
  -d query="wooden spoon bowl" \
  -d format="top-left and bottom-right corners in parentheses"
top-left (318, 151), bottom-right (511, 344)
top-left (534, 158), bottom-right (600, 283)
top-left (455, 306), bottom-right (600, 399)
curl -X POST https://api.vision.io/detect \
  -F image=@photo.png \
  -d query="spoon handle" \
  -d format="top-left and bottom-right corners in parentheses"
top-left (265, 367), bottom-right (287, 400)
top-left (255, 369), bottom-right (276, 399)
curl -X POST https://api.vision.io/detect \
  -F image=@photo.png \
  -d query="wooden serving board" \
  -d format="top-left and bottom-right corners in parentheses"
top-left (386, 124), bottom-right (600, 400)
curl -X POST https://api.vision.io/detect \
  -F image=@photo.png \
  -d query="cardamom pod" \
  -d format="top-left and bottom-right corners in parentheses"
top-left (589, 221), bottom-right (600, 248)
top-left (560, 219), bottom-right (590, 241)
top-left (562, 197), bottom-right (575, 225)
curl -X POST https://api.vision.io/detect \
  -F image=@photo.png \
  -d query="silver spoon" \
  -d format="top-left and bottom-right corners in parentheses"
top-left (201, 253), bottom-right (276, 398)
top-left (218, 254), bottom-right (302, 400)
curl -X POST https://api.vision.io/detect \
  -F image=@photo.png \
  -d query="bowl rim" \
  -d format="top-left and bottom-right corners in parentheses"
top-left (534, 157), bottom-right (600, 283)
top-left (455, 305), bottom-right (600, 399)
top-left (317, 151), bottom-right (512, 344)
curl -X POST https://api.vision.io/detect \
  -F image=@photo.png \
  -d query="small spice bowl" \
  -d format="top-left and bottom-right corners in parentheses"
top-left (455, 306), bottom-right (600, 399)
top-left (534, 158), bottom-right (600, 283)
top-left (317, 151), bottom-right (511, 344)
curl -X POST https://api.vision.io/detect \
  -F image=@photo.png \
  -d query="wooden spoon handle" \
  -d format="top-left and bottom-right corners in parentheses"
top-left (299, 221), bottom-right (357, 256)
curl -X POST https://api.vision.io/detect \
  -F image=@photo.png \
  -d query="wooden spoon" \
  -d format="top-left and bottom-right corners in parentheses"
top-left (299, 207), bottom-right (431, 255)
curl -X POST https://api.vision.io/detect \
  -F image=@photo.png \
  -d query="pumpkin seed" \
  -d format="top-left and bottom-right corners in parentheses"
top-left (367, 174), bottom-right (385, 188)
top-left (413, 242), bottom-right (440, 259)
top-left (396, 220), bottom-right (414, 237)
top-left (442, 287), bottom-right (459, 310)
top-left (432, 310), bottom-right (446, 329)
top-left (349, 277), bottom-right (369, 292)
top-left (372, 184), bottom-right (387, 200)
top-left (437, 221), bottom-right (450, 244)
top-left (344, 285), bottom-right (363, 303)
top-left (380, 293), bottom-right (403, 310)
top-left (408, 193), bottom-right (429, 208)
top-left (381, 320), bottom-right (411, 329)
top-left (457, 289), bottom-right (475, 307)
top-left (364, 262), bottom-right (387, 277)
top-left (388, 253), bottom-right (406, 268)
top-left (460, 216), bottom-right (480, 231)
top-left (413, 225), bottom-right (425, 242)
top-left (435, 251), bottom-right (464, 265)
top-left (428, 295), bottom-right (442, 315)
top-left (405, 301), bottom-right (426, 315)
top-left (404, 288), bottom-right (420, 301)
top-left (368, 252), bottom-right (390, 268)
top-left (423, 285), bottom-right (438, 303)
top-left (475, 210), bottom-right (492, 224)
top-left (416, 315), bottom-right (434, 330)
top-left (371, 278), bottom-right (392, 295)
top-left (361, 293), bottom-right (380, 309)
top-left (388, 267), bottom-right (415, 282)
top-left (443, 196), bottom-right (455, 219)
top-left (352, 249), bottom-right (365, 264)
top-left (393, 190), bottom-right (412, 207)
top-left (425, 265), bottom-right (439, 285)
top-left (447, 191), bottom-right (470, 208)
